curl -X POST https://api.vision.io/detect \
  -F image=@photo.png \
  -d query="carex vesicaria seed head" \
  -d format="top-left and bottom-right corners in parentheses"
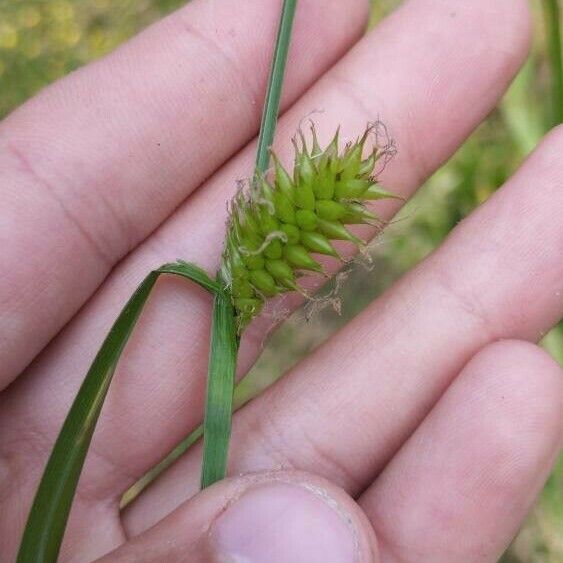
top-left (221, 124), bottom-right (398, 332)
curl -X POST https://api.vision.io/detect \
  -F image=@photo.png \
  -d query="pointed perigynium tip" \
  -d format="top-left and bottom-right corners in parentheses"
top-left (222, 124), bottom-right (396, 332)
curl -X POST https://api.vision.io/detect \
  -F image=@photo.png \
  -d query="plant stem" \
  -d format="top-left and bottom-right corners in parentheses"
top-left (200, 288), bottom-right (239, 489)
top-left (200, 0), bottom-right (298, 490)
top-left (543, 0), bottom-right (563, 125)
top-left (255, 0), bottom-right (298, 174)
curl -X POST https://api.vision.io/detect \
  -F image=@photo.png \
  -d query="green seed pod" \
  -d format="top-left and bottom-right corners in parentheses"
top-left (232, 278), bottom-right (255, 299)
top-left (358, 150), bottom-right (378, 177)
top-left (300, 231), bottom-right (339, 258)
top-left (284, 244), bottom-right (322, 272)
top-left (265, 259), bottom-right (295, 287)
top-left (264, 238), bottom-right (283, 260)
top-left (310, 124), bottom-right (322, 157)
top-left (295, 209), bottom-right (318, 231)
top-left (249, 269), bottom-right (278, 296)
top-left (334, 179), bottom-right (370, 199)
top-left (234, 298), bottom-right (263, 323)
top-left (315, 200), bottom-right (347, 221)
top-left (272, 155), bottom-right (295, 202)
top-left (226, 238), bottom-right (248, 280)
top-left (296, 150), bottom-right (316, 186)
top-left (257, 176), bottom-right (275, 200)
top-left (243, 254), bottom-right (265, 271)
top-left (257, 207), bottom-right (280, 236)
top-left (273, 191), bottom-right (296, 224)
top-left (314, 167), bottom-right (335, 199)
top-left (236, 222), bottom-right (262, 251)
top-left (294, 182), bottom-right (316, 210)
top-left (231, 264), bottom-right (249, 280)
top-left (340, 202), bottom-right (379, 224)
top-left (363, 184), bottom-right (401, 200)
top-left (317, 218), bottom-right (362, 244)
top-left (339, 143), bottom-right (363, 181)
top-left (322, 128), bottom-right (340, 163)
top-left (281, 223), bottom-right (300, 245)
top-left (221, 124), bottom-right (396, 331)
top-left (243, 210), bottom-right (262, 238)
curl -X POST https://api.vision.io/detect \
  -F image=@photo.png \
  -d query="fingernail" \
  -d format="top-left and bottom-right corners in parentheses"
top-left (208, 481), bottom-right (359, 562)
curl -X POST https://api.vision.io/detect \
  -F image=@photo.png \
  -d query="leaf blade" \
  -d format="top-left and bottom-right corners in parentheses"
top-left (17, 262), bottom-right (217, 563)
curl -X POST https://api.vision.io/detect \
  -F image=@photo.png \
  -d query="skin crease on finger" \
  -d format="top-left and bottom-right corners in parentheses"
top-left (0, 0), bottom-right (535, 560)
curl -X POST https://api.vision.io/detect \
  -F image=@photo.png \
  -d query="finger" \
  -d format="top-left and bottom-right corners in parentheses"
top-left (0, 0), bottom-right (367, 389)
top-left (125, 122), bottom-right (563, 534)
top-left (96, 471), bottom-right (378, 563)
top-left (0, 0), bottom-right (530, 526)
top-left (360, 340), bottom-right (563, 563)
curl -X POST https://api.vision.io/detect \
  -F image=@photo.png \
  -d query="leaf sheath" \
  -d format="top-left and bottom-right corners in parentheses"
top-left (200, 287), bottom-right (239, 489)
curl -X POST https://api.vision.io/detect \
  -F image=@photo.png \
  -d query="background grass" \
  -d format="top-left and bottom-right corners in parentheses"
top-left (0, 1), bottom-right (561, 561)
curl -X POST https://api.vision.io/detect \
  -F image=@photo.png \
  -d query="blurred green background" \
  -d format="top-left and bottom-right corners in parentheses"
top-left (0, 0), bottom-right (561, 561)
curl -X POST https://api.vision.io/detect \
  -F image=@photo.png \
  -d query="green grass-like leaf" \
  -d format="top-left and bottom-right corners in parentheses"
top-left (17, 261), bottom-right (218, 563)
top-left (200, 286), bottom-right (239, 489)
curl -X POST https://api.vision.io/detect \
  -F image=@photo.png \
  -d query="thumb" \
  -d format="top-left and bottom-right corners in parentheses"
top-left (100, 471), bottom-right (379, 562)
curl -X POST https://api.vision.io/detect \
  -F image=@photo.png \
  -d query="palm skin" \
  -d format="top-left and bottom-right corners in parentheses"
top-left (0, 0), bottom-right (561, 561)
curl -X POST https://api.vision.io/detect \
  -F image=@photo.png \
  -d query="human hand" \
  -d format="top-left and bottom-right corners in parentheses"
top-left (1, 0), bottom-right (561, 561)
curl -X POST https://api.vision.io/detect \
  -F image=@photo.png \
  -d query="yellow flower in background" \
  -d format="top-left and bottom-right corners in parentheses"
top-left (0, 23), bottom-right (18, 50)
top-left (48, 1), bottom-right (74, 23)
top-left (17, 6), bottom-right (41, 29)
top-left (51, 22), bottom-right (81, 48)
top-left (94, 0), bottom-right (111, 10)
top-left (22, 37), bottom-right (43, 59)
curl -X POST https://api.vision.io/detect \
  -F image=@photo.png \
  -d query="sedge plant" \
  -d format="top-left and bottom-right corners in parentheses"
top-left (16, 0), bottom-right (398, 560)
